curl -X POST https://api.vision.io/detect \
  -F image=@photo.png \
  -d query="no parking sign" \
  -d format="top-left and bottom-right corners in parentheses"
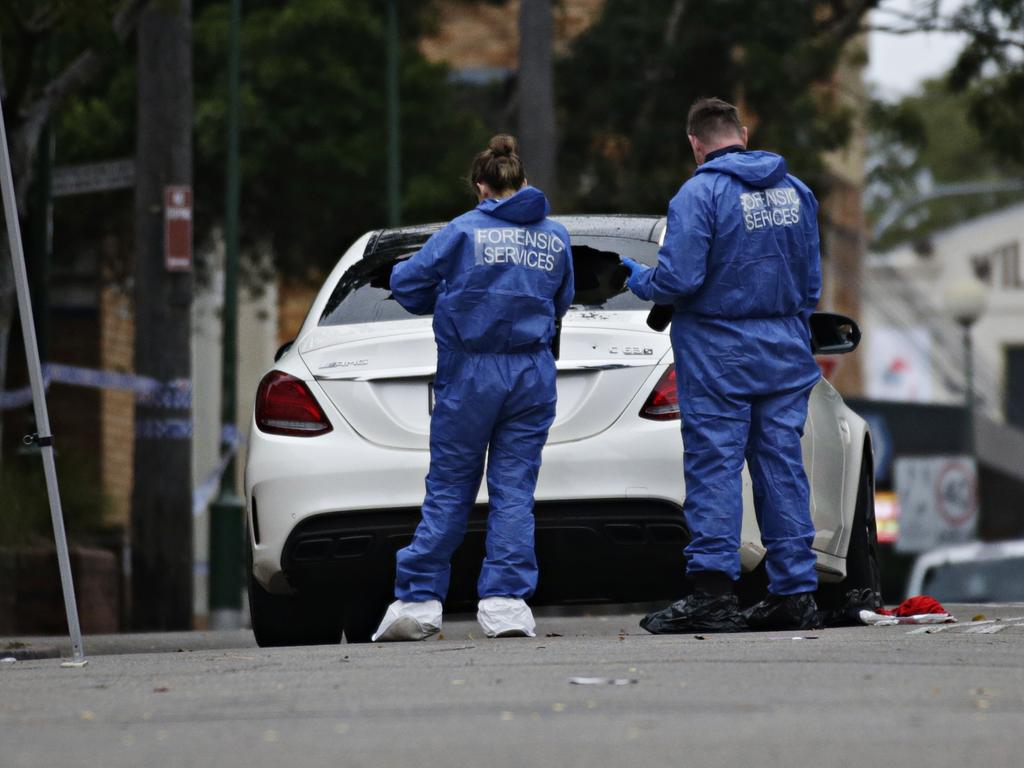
top-left (894, 456), bottom-right (979, 553)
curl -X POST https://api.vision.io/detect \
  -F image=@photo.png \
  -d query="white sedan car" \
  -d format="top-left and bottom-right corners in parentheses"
top-left (245, 215), bottom-right (879, 646)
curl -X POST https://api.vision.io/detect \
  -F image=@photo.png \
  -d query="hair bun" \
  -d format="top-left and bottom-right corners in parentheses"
top-left (488, 134), bottom-right (517, 158)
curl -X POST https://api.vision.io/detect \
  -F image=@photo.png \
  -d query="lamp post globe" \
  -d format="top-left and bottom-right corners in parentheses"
top-left (943, 276), bottom-right (988, 327)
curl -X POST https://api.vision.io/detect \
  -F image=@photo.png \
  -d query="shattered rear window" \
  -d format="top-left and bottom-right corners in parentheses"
top-left (318, 233), bottom-right (659, 327)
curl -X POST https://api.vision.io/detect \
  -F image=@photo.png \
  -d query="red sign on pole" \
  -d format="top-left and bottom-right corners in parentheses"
top-left (164, 186), bottom-right (193, 272)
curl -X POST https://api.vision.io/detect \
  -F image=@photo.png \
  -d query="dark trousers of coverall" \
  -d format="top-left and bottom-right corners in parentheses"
top-left (673, 317), bottom-right (819, 596)
top-left (394, 349), bottom-right (557, 603)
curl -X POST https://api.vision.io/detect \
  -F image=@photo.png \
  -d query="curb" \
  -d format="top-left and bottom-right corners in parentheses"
top-left (1, 645), bottom-right (63, 661)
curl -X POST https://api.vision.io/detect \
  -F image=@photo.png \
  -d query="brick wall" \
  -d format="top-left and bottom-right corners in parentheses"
top-left (99, 285), bottom-right (135, 528)
top-left (420, 0), bottom-right (605, 69)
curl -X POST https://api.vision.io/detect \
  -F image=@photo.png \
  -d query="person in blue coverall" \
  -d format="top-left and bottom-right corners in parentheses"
top-left (622, 98), bottom-right (823, 632)
top-left (372, 134), bottom-right (574, 642)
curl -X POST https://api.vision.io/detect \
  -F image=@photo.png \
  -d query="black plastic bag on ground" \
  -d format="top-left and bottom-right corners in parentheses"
top-left (640, 593), bottom-right (748, 634)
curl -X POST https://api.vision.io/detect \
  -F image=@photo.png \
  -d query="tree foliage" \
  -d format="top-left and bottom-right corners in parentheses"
top-left (192, 0), bottom-right (488, 279)
top-left (13, 1), bottom-right (489, 282)
top-left (556, 0), bottom-right (877, 214)
top-left (866, 78), bottom-right (1024, 250)
top-left (874, 0), bottom-right (1024, 165)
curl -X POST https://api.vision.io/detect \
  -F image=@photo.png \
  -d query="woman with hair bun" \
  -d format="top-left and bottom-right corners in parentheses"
top-left (372, 134), bottom-right (574, 642)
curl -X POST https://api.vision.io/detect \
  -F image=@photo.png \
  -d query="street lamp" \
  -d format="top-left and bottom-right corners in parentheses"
top-left (209, 0), bottom-right (244, 631)
top-left (943, 276), bottom-right (988, 453)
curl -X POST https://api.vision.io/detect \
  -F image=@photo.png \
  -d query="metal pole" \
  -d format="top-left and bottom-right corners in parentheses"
top-left (386, 0), bottom-right (401, 227)
top-left (963, 321), bottom-right (975, 455)
top-left (209, 0), bottom-right (245, 630)
top-left (0, 98), bottom-right (86, 665)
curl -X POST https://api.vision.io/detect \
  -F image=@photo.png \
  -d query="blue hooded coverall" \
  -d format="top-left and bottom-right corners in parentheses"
top-left (389, 186), bottom-right (575, 603)
top-left (628, 148), bottom-right (822, 596)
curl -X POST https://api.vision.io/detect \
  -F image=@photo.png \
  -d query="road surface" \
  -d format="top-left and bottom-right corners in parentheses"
top-left (3, 603), bottom-right (1023, 767)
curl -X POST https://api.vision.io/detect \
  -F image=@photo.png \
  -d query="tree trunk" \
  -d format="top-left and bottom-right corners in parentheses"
top-left (518, 0), bottom-right (557, 203)
top-left (131, 0), bottom-right (194, 630)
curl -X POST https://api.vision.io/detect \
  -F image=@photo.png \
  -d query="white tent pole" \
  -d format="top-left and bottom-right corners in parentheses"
top-left (0, 99), bottom-right (86, 664)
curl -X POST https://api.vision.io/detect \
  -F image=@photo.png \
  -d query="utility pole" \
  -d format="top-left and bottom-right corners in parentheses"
top-left (387, 0), bottom-right (401, 227)
top-left (208, 0), bottom-right (245, 630)
top-left (518, 0), bottom-right (557, 201)
top-left (131, 0), bottom-right (195, 630)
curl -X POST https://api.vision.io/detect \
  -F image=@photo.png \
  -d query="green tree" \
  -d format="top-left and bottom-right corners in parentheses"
top-left (873, 0), bottom-right (1024, 165)
top-left (556, 0), bottom-right (877, 213)
top-left (866, 78), bottom-right (1024, 249)
top-left (192, 0), bottom-right (488, 279)
top-left (1, 0), bottom-right (148, 458)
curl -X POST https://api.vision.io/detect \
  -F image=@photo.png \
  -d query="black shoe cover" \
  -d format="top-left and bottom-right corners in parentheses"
top-left (744, 592), bottom-right (821, 631)
top-left (640, 592), bottom-right (747, 634)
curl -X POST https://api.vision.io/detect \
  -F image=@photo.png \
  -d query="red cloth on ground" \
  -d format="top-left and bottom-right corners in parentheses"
top-left (877, 595), bottom-right (948, 617)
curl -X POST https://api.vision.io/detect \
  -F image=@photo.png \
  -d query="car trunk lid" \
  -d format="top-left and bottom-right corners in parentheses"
top-left (300, 313), bottom-right (668, 450)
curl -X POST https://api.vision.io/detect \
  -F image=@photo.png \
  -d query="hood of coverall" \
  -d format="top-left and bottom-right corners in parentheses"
top-left (475, 185), bottom-right (550, 224)
top-left (695, 150), bottom-right (789, 189)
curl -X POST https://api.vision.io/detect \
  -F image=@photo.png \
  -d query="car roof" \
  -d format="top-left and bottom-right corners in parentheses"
top-left (905, 539), bottom-right (1024, 595)
top-left (364, 214), bottom-right (666, 260)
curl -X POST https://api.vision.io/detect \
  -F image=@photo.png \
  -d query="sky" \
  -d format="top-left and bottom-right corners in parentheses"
top-left (866, 0), bottom-right (969, 100)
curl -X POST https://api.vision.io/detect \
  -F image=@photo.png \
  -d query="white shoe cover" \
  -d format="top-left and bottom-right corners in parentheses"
top-left (371, 600), bottom-right (442, 642)
top-left (477, 597), bottom-right (536, 638)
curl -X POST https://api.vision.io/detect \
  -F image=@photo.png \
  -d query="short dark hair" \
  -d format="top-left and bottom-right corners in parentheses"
top-left (687, 98), bottom-right (743, 143)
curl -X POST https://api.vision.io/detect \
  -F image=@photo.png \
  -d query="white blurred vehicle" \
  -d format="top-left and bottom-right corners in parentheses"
top-left (906, 540), bottom-right (1024, 603)
top-left (244, 215), bottom-right (879, 645)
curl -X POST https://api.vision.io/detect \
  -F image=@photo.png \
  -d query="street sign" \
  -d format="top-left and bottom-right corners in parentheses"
top-left (894, 456), bottom-right (978, 553)
top-left (164, 186), bottom-right (193, 272)
top-left (52, 158), bottom-right (135, 197)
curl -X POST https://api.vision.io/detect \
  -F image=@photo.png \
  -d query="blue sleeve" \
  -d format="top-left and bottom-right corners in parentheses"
top-left (630, 183), bottom-right (713, 304)
top-left (389, 225), bottom-right (460, 315)
top-left (555, 234), bottom-right (575, 317)
top-left (800, 193), bottom-right (822, 326)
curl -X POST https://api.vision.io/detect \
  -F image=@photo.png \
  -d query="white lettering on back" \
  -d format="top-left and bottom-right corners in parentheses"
top-left (473, 227), bottom-right (563, 272)
top-left (741, 185), bottom-right (801, 232)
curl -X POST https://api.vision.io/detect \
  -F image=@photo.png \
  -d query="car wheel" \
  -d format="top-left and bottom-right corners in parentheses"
top-left (247, 540), bottom-right (342, 647)
top-left (342, 589), bottom-right (391, 644)
top-left (819, 445), bottom-right (882, 608)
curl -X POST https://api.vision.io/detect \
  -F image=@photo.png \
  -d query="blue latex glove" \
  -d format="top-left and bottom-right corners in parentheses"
top-left (621, 257), bottom-right (650, 294)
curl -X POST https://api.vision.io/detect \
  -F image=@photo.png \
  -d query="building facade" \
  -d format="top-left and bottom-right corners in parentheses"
top-left (863, 201), bottom-right (1024, 427)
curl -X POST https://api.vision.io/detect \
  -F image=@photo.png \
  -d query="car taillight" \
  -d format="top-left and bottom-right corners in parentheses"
top-left (640, 365), bottom-right (680, 421)
top-left (255, 370), bottom-right (333, 436)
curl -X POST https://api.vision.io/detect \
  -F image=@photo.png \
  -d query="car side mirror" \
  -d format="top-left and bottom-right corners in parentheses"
top-left (810, 313), bottom-right (860, 355)
top-left (274, 340), bottom-right (294, 362)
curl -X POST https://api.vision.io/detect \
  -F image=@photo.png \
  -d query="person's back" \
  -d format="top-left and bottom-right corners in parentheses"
top-left (682, 150), bottom-right (819, 322)
top-left (397, 186), bottom-right (572, 353)
top-left (667, 148), bottom-right (822, 399)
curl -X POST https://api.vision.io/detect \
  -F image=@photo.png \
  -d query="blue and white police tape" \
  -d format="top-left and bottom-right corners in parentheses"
top-left (192, 426), bottom-right (246, 518)
top-left (0, 363), bottom-right (191, 411)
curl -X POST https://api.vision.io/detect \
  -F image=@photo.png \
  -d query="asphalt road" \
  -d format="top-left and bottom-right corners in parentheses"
top-left (3, 603), bottom-right (1024, 768)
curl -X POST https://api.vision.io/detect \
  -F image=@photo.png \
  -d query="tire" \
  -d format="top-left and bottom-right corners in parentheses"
top-left (342, 589), bottom-right (391, 644)
top-left (818, 444), bottom-right (882, 609)
top-left (247, 542), bottom-right (342, 647)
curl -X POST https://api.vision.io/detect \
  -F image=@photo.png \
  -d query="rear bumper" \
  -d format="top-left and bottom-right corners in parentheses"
top-left (280, 499), bottom-right (690, 608)
top-left (245, 404), bottom-right (688, 592)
